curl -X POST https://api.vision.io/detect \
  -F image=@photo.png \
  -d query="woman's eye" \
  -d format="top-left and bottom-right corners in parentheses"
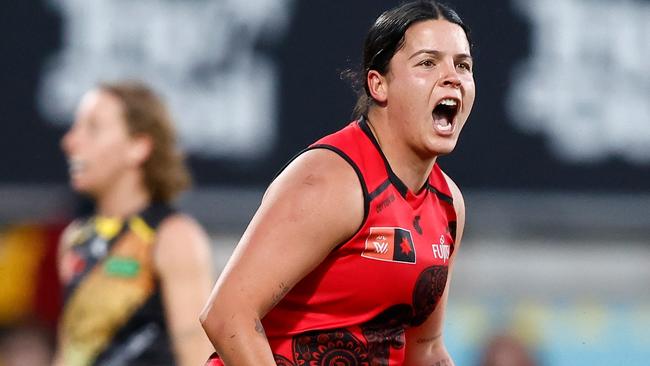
top-left (419, 60), bottom-right (435, 67)
top-left (457, 62), bottom-right (472, 71)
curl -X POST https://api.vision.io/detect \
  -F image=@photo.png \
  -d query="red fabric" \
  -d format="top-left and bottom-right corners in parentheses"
top-left (208, 120), bottom-right (457, 365)
top-left (33, 222), bottom-right (65, 329)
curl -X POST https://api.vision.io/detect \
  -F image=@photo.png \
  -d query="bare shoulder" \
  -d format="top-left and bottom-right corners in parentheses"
top-left (272, 147), bottom-right (363, 196)
top-left (157, 213), bottom-right (207, 240)
top-left (154, 213), bottom-right (212, 276)
top-left (264, 147), bottom-right (365, 242)
top-left (275, 146), bottom-right (364, 209)
top-left (231, 147), bottom-right (365, 276)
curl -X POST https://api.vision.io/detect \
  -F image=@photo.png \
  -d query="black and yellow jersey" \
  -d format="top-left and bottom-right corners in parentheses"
top-left (59, 204), bottom-right (176, 366)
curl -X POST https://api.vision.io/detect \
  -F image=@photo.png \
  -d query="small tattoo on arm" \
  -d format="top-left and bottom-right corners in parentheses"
top-left (416, 333), bottom-right (442, 344)
top-left (271, 281), bottom-right (290, 307)
top-left (431, 359), bottom-right (452, 366)
top-left (254, 318), bottom-right (266, 337)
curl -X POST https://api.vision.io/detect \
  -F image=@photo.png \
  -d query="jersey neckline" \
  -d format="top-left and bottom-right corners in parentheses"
top-left (357, 116), bottom-right (432, 203)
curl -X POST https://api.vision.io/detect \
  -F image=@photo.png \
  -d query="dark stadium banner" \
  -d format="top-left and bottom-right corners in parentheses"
top-left (2, 0), bottom-right (648, 191)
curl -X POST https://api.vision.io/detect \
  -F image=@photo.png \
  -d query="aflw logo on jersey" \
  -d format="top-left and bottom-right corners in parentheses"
top-left (432, 234), bottom-right (450, 263)
top-left (362, 227), bottom-right (416, 264)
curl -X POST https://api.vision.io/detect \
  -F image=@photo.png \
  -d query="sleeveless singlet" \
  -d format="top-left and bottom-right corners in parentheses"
top-left (208, 118), bottom-right (457, 365)
top-left (59, 204), bottom-right (177, 366)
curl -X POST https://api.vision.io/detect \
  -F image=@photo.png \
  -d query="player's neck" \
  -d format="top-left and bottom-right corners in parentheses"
top-left (366, 110), bottom-right (436, 194)
top-left (95, 173), bottom-right (151, 219)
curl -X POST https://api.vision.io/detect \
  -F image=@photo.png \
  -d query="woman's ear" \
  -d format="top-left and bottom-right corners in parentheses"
top-left (367, 70), bottom-right (388, 103)
top-left (128, 134), bottom-right (153, 167)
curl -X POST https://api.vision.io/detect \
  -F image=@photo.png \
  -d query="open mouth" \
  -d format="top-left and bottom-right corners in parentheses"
top-left (432, 98), bottom-right (459, 132)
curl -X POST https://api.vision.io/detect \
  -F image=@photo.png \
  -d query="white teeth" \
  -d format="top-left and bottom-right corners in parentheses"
top-left (68, 159), bottom-right (86, 174)
top-left (438, 98), bottom-right (458, 107)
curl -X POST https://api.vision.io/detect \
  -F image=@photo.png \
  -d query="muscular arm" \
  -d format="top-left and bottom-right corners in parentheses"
top-left (154, 214), bottom-right (215, 366)
top-left (199, 149), bottom-right (364, 365)
top-left (403, 173), bottom-right (465, 366)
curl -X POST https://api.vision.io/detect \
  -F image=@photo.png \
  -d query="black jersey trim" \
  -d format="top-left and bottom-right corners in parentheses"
top-left (139, 203), bottom-right (176, 229)
top-left (426, 183), bottom-right (453, 205)
top-left (448, 220), bottom-right (457, 242)
top-left (367, 178), bottom-right (391, 202)
top-left (358, 117), bottom-right (409, 198)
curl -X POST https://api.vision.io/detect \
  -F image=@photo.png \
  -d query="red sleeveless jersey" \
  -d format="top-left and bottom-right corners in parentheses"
top-left (207, 118), bottom-right (457, 365)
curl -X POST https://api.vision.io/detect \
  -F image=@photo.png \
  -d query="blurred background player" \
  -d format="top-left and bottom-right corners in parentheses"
top-left (478, 333), bottom-right (539, 366)
top-left (54, 81), bottom-right (214, 366)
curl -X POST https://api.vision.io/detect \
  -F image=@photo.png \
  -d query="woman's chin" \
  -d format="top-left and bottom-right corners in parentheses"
top-left (428, 139), bottom-right (459, 157)
top-left (70, 179), bottom-right (95, 195)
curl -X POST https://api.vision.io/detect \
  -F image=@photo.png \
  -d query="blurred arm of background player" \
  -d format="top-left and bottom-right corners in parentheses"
top-left (154, 213), bottom-right (216, 365)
